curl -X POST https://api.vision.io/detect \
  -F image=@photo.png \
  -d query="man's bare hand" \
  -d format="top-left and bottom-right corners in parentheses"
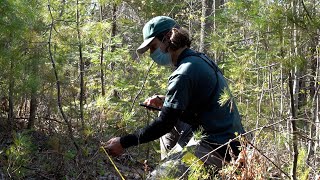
top-left (102, 137), bottom-right (124, 157)
top-left (143, 95), bottom-right (164, 110)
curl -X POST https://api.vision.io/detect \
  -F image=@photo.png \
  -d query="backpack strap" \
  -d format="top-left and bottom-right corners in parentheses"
top-left (198, 53), bottom-right (222, 75)
top-left (178, 50), bottom-right (222, 75)
top-left (179, 50), bottom-right (221, 112)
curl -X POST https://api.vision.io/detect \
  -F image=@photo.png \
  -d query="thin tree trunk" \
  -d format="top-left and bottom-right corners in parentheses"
top-left (99, 5), bottom-right (105, 96)
top-left (110, 3), bottom-right (117, 52)
top-left (280, 63), bottom-right (283, 117)
top-left (27, 93), bottom-right (37, 129)
top-left (256, 69), bottom-right (260, 129)
top-left (293, 66), bottom-right (300, 114)
top-left (268, 66), bottom-right (276, 136)
top-left (212, 0), bottom-right (217, 61)
top-left (268, 66), bottom-right (275, 123)
top-left (289, 72), bottom-right (298, 180)
top-left (307, 36), bottom-right (318, 162)
top-left (48, 1), bottom-right (79, 151)
top-left (314, 40), bottom-right (320, 155)
top-left (289, 0), bottom-right (299, 178)
top-left (77, 0), bottom-right (85, 129)
top-left (59, 0), bottom-right (66, 18)
top-left (213, 0), bottom-right (225, 62)
top-left (18, 96), bottom-right (24, 117)
top-left (187, 1), bottom-right (193, 38)
top-left (28, 57), bottom-right (39, 129)
top-left (199, 0), bottom-right (206, 53)
top-left (200, 0), bottom-right (214, 54)
top-left (292, 12), bottom-right (300, 120)
top-left (313, 0), bottom-right (320, 158)
top-left (279, 28), bottom-right (285, 151)
top-left (315, 88), bottom-right (319, 154)
top-left (8, 59), bottom-right (14, 134)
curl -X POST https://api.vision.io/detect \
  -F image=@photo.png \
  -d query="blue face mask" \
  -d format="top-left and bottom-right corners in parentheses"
top-left (150, 47), bottom-right (172, 66)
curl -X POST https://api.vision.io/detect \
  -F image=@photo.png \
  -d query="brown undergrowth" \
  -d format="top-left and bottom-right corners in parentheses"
top-left (0, 119), bottom-right (153, 179)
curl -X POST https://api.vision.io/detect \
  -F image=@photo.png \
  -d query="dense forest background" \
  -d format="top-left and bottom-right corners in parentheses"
top-left (0, 0), bottom-right (319, 179)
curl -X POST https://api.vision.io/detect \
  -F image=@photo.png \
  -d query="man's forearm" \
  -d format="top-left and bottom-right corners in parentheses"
top-left (120, 107), bottom-right (182, 148)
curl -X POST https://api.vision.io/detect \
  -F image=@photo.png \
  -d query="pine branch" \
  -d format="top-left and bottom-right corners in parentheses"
top-left (130, 60), bottom-right (154, 113)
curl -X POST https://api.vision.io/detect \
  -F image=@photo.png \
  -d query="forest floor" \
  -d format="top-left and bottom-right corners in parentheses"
top-left (0, 118), bottom-right (299, 179)
top-left (0, 121), bottom-right (156, 179)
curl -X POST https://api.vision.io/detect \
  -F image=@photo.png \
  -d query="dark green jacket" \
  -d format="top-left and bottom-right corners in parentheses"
top-left (163, 48), bottom-right (245, 144)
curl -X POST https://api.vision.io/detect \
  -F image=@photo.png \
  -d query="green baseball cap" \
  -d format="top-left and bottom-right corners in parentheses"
top-left (136, 16), bottom-right (176, 54)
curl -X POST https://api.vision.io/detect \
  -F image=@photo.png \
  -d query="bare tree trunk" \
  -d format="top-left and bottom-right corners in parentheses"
top-left (268, 66), bottom-right (276, 138)
top-left (315, 88), bottom-right (319, 154)
top-left (314, 4), bottom-right (320, 159)
top-left (110, 3), bottom-right (117, 53)
top-left (28, 57), bottom-right (39, 129)
top-left (212, 0), bottom-right (217, 61)
top-left (256, 69), bottom-right (260, 129)
top-left (289, 0), bottom-right (299, 178)
top-left (18, 96), bottom-right (25, 117)
top-left (199, 0), bottom-right (206, 53)
top-left (77, 0), bottom-right (85, 129)
top-left (99, 5), bottom-right (105, 96)
top-left (314, 39), bottom-right (320, 155)
top-left (293, 66), bottom-right (300, 115)
top-left (27, 93), bottom-right (37, 129)
top-left (200, 0), bottom-right (214, 54)
top-left (289, 71), bottom-right (298, 180)
top-left (292, 3), bottom-right (300, 120)
top-left (279, 27), bottom-right (286, 151)
top-left (268, 66), bottom-right (275, 125)
top-left (280, 63), bottom-right (283, 117)
top-left (212, 0), bottom-right (225, 62)
top-left (307, 36), bottom-right (318, 162)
